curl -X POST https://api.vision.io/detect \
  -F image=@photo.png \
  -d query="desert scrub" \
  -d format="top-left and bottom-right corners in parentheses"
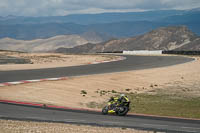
top-left (81, 90), bottom-right (87, 96)
top-left (95, 89), bottom-right (116, 96)
top-left (125, 88), bottom-right (131, 91)
top-left (127, 93), bottom-right (200, 119)
top-left (111, 90), bottom-right (117, 93)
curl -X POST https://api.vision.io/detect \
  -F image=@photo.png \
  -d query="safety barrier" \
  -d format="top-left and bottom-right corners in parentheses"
top-left (98, 50), bottom-right (200, 55)
top-left (123, 50), bottom-right (163, 55)
top-left (162, 51), bottom-right (200, 55)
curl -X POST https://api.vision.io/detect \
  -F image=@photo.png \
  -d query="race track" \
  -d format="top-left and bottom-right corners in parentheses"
top-left (0, 55), bottom-right (199, 133)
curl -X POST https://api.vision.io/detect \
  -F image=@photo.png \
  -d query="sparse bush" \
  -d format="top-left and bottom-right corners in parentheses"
top-left (81, 90), bottom-right (87, 95)
top-left (150, 84), bottom-right (154, 88)
top-left (111, 90), bottom-right (117, 93)
top-left (125, 88), bottom-right (131, 91)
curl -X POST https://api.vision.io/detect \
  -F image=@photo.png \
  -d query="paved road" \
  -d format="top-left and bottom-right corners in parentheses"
top-left (0, 103), bottom-right (200, 133)
top-left (0, 55), bottom-right (194, 83)
top-left (0, 55), bottom-right (199, 132)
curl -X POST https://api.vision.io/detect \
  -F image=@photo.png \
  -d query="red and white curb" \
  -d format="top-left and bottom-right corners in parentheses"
top-left (0, 77), bottom-right (69, 87)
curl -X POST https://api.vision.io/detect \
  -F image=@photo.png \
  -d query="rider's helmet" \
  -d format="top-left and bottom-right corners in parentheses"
top-left (119, 94), bottom-right (125, 100)
top-left (120, 94), bottom-right (125, 97)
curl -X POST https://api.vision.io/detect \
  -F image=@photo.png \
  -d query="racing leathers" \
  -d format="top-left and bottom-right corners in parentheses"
top-left (108, 95), bottom-right (129, 111)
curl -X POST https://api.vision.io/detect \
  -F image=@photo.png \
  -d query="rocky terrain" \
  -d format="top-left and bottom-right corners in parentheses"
top-left (175, 38), bottom-right (200, 50)
top-left (56, 26), bottom-right (200, 53)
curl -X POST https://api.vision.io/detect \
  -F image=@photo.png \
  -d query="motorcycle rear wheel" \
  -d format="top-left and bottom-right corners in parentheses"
top-left (116, 106), bottom-right (129, 116)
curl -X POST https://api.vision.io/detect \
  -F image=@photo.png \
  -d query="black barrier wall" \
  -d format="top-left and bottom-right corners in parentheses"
top-left (162, 51), bottom-right (200, 55)
top-left (97, 51), bottom-right (123, 53)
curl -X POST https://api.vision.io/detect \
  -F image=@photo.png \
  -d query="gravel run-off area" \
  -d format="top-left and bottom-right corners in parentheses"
top-left (0, 119), bottom-right (156, 133)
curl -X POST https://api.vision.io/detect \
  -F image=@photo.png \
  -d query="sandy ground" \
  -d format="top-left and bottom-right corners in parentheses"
top-left (0, 119), bottom-right (155, 133)
top-left (0, 54), bottom-right (200, 109)
top-left (0, 51), bottom-right (118, 71)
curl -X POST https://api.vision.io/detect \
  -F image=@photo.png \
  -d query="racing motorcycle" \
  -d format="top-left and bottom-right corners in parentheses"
top-left (102, 100), bottom-right (130, 116)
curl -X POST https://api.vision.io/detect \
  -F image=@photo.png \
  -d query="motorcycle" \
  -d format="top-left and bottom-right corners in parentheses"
top-left (102, 100), bottom-right (130, 116)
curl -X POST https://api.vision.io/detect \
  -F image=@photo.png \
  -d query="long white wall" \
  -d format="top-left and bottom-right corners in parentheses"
top-left (123, 50), bottom-right (162, 55)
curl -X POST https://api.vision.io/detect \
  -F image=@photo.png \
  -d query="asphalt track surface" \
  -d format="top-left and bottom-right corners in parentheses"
top-left (0, 103), bottom-right (200, 133)
top-left (0, 55), bottom-right (199, 133)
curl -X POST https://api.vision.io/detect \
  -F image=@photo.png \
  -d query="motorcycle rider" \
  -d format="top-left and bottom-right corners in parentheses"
top-left (108, 93), bottom-right (130, 110)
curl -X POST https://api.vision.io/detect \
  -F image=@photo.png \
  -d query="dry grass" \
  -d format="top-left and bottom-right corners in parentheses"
top-left (0, 119), bottom-right (155, 133)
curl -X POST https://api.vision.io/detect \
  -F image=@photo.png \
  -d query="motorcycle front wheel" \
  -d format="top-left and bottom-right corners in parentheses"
top-left (102, 106), bottom-right (108, 115)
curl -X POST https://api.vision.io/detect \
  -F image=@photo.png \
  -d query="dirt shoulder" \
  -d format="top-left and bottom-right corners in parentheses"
top-left (0, 51), bottom-right (119, 71)
top-left (0, 119), bottom-right (153, 133)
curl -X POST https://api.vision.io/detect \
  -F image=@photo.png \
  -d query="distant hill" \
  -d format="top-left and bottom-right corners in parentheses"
top-left (0, 23), bottom-right (86, 40)
top-left (55, 26), bottom-right (200, 53)
top-left (80, 31), bottom-right (114, 44)
top-left (0, 35), bottom-right (90, 52)
top-left (0, 21), bottom-right (168, 40)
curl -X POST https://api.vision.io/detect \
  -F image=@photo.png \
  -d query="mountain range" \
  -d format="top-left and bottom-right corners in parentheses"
top-left (55, 26), bottom-right (200, 53)
top-left (0, 8), bottom-right (200, 41)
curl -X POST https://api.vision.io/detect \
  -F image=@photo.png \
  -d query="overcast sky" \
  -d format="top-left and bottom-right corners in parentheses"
top-left (0, 0), bottom-right (200, 16)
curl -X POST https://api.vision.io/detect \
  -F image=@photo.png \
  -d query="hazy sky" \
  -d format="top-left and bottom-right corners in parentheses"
top-left (0, 0), bottom-right (200, 16)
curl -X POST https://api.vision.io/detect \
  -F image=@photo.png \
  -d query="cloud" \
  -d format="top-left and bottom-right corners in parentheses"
top-left (0, 0), bottom-right (199, 16)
